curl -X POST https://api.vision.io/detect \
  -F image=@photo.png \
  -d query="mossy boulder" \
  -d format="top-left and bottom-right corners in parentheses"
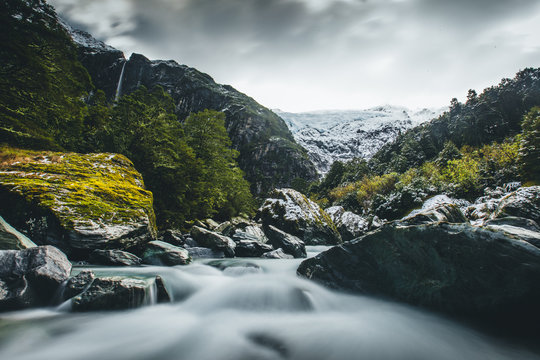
top-left (0, 147), bottom-right (157, 256)
top-left (256, 188), bottom-right (342, 245)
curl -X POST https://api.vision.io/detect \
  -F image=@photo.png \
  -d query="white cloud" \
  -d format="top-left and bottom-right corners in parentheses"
top-left (48, 0), bottom-right (540, 111)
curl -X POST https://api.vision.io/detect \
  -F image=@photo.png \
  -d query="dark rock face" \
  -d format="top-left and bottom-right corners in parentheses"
top-left (264, 225), bottom-right (306, 258)
top-left (0, 246), bottom-right (71, 310)
top-left (493, 186), bottom-right (540, 224)
top-left (67, 26), bottom-right (317, 194)
top-left (257, 189), bottom-right (341, 245)
top-left (141, 241), bottom-right (191, 266)
top-left (190, 226), bottom-right (236, 257)
top-left (297, 223), bottom-right (540, 323)
top-left (89, 249), bottom-right (142, 266)
top-left (0, 215), bottom-right (36, 250)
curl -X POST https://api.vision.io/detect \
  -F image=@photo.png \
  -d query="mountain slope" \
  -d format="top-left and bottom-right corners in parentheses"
top-left (64, 25), bottom-right (317, 194)
top-left (277, 106), bottom-right (444, 174)
top-left (369, 69), bottom-right (540, 174)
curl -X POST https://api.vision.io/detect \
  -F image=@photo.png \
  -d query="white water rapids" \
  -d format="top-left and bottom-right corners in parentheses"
top-left (0, 246), bottom-right (537, 360)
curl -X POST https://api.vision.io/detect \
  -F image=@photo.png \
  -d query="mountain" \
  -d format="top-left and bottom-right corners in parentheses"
top-left (276, 106), bottom-right (445, 174)
top-left (62, 23), bottom-right (317, 194)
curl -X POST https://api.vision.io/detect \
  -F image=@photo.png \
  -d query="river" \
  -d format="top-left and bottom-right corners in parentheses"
top-left (0, 246), bottom-right (537, 360)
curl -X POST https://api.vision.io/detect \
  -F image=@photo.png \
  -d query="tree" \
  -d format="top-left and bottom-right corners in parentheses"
top-left (183, 110), bottom-right (254, 220)
top-left (519, 107), bottom-right (540, 183)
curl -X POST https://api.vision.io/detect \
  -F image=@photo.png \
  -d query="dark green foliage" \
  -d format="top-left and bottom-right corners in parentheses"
top-left (519, 107), bottom-right (540, 183)
top-left (0, 0), bottom-right (92, 150)
top-left (183, 110), bottom-right (254, 221)
top-left (436, 141), bottom-right (461, 167)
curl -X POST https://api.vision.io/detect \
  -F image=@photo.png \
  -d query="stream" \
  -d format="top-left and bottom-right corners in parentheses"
top-left (0, 246), bottom-right (538, 360)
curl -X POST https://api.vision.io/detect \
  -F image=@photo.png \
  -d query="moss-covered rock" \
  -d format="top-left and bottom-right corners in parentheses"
top-left (256, 188), bottom-right (342, 245)
top-left (0, 147), bottom-right (156, 256)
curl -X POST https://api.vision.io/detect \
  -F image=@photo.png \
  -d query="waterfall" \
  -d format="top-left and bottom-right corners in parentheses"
top-left (115, 60), bottom-right (127, 101)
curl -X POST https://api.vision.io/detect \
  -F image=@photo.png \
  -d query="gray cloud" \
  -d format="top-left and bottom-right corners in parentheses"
top-left (48, 0), bottom-right (540, 111)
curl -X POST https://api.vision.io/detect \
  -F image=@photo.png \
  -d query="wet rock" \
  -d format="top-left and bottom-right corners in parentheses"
top-left (264, 225), bottom-right (306, 258)
top-left (71, 276), bottom-right (154, 311)
top-left (158, 229), bottom-right (185, 247)
top-left (89, 249), bottom-right (142, 266)
top-left (325, 206), bottom-right (368, 241)
top-left (399, 203), bottom-right (467, 226)
top-left (0, 215), bottom-right (36, 250)
top-left (484, 216), bottom-right (540, 232)
top-left (186, 247), bottom-right (225, 259)
top-left (142, 241), bottom-right (191, 266)
top-left (492, 186), bottom-right (540, 224)
top-left (256, 188), bottom-right (341, 245)
top-left (234, 239), bottom-right (274, 258)
top-left (298, 223), bottom-right (540, 324)
top-left (190, 226), bottom-right (236, 257)
top-left (261, 248), bottom-right (294, 259)
top-left (62, 270), bottom-right (95, 301)
top-left (0, 246), bottom-right (71, 310)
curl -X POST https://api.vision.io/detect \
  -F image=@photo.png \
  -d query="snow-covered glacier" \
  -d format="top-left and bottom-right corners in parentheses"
top-left (276, 106), bottom-right (446, 175)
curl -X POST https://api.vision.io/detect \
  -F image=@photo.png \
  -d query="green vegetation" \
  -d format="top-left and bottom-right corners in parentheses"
top-left (0, 1), bottom-right (254, 229)
top-left (519, 107), bottom-right (540, 183)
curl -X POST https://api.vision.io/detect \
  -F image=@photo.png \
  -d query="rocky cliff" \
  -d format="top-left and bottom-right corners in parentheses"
top-left (64, 25), bottom-right (317, 194)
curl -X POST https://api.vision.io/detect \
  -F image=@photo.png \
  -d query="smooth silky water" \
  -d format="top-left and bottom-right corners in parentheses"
top-left (0, 246), bottom-right (538, 360)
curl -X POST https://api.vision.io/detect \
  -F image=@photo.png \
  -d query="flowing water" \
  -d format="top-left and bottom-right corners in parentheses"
top-left (115, 60), bottom-right (127, 102)
top-left (0, 246), bottom-right (538, 360)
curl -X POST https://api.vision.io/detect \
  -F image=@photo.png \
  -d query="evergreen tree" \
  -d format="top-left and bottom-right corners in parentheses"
top-left (519, 107), bottom-right (540, 183)
top-left (183, 109), bottom-right (254, 220)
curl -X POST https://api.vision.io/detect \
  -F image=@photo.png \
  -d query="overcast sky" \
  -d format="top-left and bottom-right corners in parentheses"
top-left (49, 0), bottom-right (540, 112)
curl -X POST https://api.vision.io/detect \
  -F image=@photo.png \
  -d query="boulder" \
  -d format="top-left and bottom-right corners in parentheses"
top-left (484, 216), bottom-right (540, 232)
top-left (71, 276), bottom-right (160, 311)
top-left (0, 150), bottom-right (157, 256)
top-left (256, 188), bottom-right (341, 245)
top-left (325, 206), bottom-right (368, 241)
top-left (186, 247), bottom-right (225, 259)
top-left (61, 270), bottom-right (95, 301)
top-left (264, 225), bottom-right (306, 258)
top-left (0, 215), bottom-right (36, 250)
top-left (0, 246), bottom-right (71, 310)
top-left (89, 249), bottom-right (142, 266)
top-left (234, 240), bottom-right (274, 258)
top-left (141, 241), bottom-right (191, 266)
top-left (190, 226), bottom-right (236, 257)
top-left (261, 248), bottom-right (294, 259)
top-left (158, 229), bottom-right (185, 247)
top-left (399, 203), bottom-right (467, 226)
top-left (298, 223), bottom-right (540, 324)
top-left (492, 186), bottom-right (540, 224)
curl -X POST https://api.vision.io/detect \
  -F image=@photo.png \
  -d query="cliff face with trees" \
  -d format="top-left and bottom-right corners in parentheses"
top-left (0, 0), bottom-right (316, 228)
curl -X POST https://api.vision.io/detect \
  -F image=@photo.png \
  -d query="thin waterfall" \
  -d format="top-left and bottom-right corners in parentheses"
top-left (115, 60), bottom-right (127, 101)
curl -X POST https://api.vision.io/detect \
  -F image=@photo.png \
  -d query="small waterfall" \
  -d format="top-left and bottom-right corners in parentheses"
top-left (115, 60), bottom-right (127, 101)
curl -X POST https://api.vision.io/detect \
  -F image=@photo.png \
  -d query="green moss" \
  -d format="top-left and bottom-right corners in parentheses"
top-left (0, 147), bottom-right (156, 233)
